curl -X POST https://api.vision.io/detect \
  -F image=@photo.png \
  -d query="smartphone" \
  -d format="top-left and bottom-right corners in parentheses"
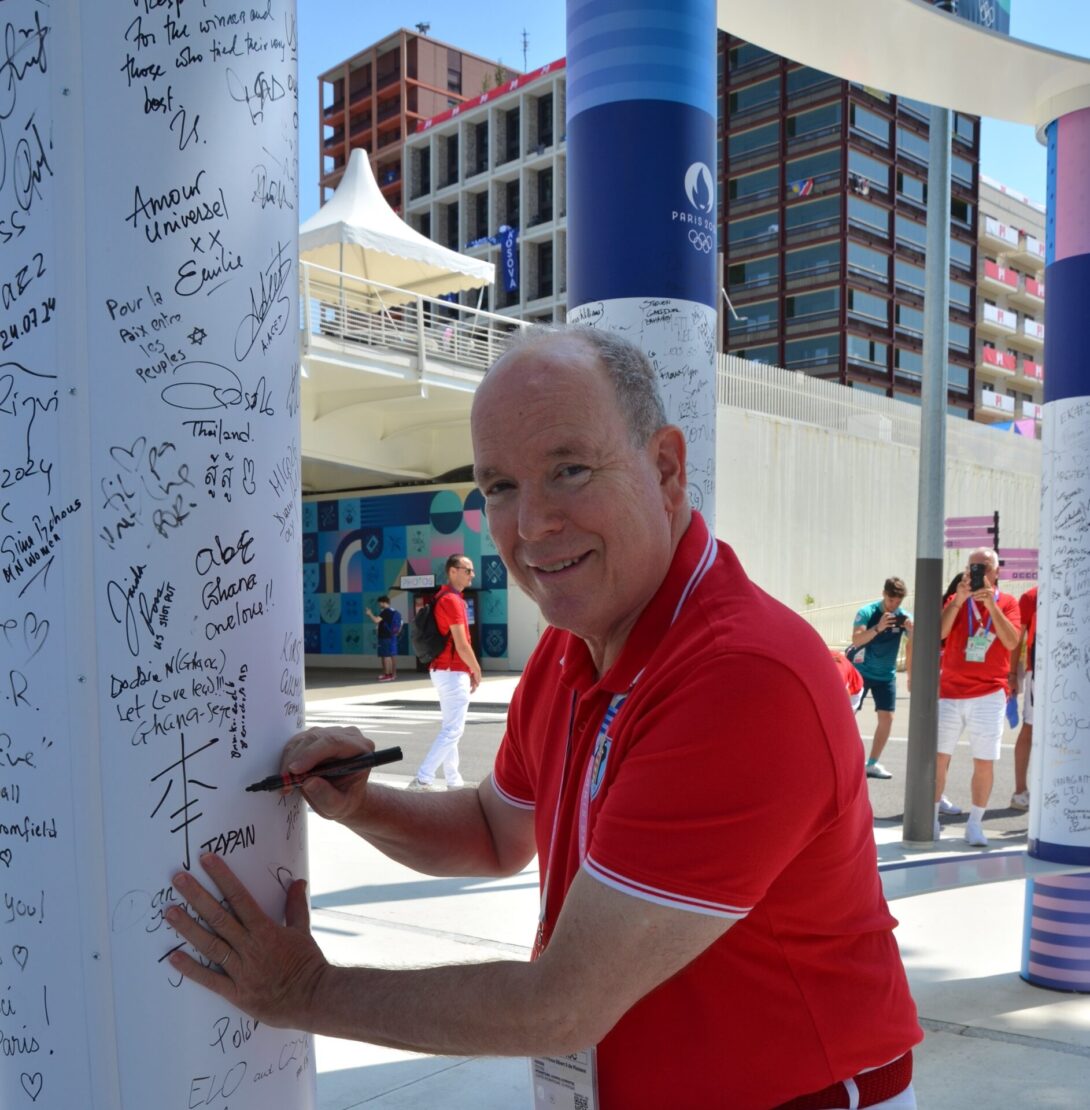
top-left (892, 613), bottom-right (907, 629)
top-left (969, 563), bottom-right (987, 591)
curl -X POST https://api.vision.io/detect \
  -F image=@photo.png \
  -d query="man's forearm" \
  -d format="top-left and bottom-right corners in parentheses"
top-left (338, 784), bottom-right (515, 877)
top-left (306, 958), bottom-right (591, 1058)
top-left (939, 600), bottom-right (961, 639)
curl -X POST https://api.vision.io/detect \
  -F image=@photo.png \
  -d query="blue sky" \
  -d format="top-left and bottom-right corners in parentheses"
top-left (298, 1), bottom-right (1090, 220)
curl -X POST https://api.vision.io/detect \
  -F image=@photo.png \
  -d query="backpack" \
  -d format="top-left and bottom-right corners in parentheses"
top-left (410, 588), bottom-right (451, 664)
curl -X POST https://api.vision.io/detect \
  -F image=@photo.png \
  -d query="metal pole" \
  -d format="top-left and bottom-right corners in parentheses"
top-left (903, 19), bottom-right (954, 844)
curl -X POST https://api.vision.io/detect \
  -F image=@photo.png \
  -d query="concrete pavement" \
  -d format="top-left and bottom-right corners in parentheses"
top-left (304, 669), bottom-right (1090, 1109)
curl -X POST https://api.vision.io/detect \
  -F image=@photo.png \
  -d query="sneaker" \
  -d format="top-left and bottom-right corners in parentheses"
top-left (378, 674), bottom-right (395, 682)
top-left (446, 778), bottom-right (466, 790)
top-left (965, 820), bottom-right (989, 848)
top-left (405, 777), bottom-right (439, 792)
top-left (1010, 791), bottom-right (1030, 811)
top-left (865, 761), bottom-right (893, 780)
top-left (939, 795), bottom-right (962, 816)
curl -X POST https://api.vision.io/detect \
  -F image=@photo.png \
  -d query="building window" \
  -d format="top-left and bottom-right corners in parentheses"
top-left (447, 49), bottom-right (462, 95)
top-left (786, 147), bottom-right (841, 190)
top-left (786, 66), bottom-right (835, 96)
top-left (848, 148), bottom-right (890, 193)
top-left (896, 171), bottom-right (926, 204)
top-left (848, 335), bottom-right (888, 368)
top-left (850, 103), bottom-right (890, 145)
top-left (847, 288), bottom-right (889, 324)
top-left (732, 343), bottom-right (778, 363)
top-left (950, 197), bottom-right (973, 228)
top-left (895, 213), bottom-right (927, 250)
top-left (504, 107), bottom-right (520, 163)
top-left (895, 304), bottom-right (924, 337)
top-left (729, 165), bottom-right (779, 202)
top-left (786, 286), bottom-right (839, 323)
top-left (443, 135), bottom-right (459, 187)
top-left (505, 179), bottom-right (520, 228)
top-left (894, 258), bottom-right (925, 293)
top-left (473, 190), bottom-right (488, 239)
top-left (727, 254), bottom-right (779, 291)
top-left (949, 281), bottom-right (972, 311)
top-left (729, 121), bottom-right (779, 161)
top-left (729, 42), bottom-right (774, 71)
top-left (847, 240), bottom-right (889, 282)
top-left (847, 195), bottom-right (889, 237)
top-left (537, 241), bottom-right (553, 298)
top-left (894, 347), bottom-right (922, 381)
top-left (954, 113), bottom-right (976, 145)
top-left (948, 362), bottom-right (970, 391)
top-left (785, 333), bottom-right (840, 368)
top-left (899, 96), bottom-right (930, 121)
top-left (444, 201), bottom-right (459, 250)
top-left (785, 194), bottom-right (839, 231)
top-left (473, 121), bottom-right (489, 176)
top-left (538, 94), bottom-right (554, 147)
top-left (787, 102), bottom-right (841, 141)
top-left (950, 238), bottom-right (972, 270)
top-left (951, 153), bottom-right (974, 188)
top-left (729, 297), bottom-right (778, 335)
top-left (896, 125), bottom-right (930, 163)
top-left (786, 241), bottom-right (840, 279)
top-left (728, 211), bottom-right (781, 246)
top-left (729, 76), bottom-right (780, 115)
top-left (949, 321), bottom-right (971, 353)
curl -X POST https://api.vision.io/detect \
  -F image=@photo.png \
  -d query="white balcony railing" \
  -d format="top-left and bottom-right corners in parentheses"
top-left (980, 388), bottom-right (1016, 415)
top-left (299, 262), bottom-right (528, 378)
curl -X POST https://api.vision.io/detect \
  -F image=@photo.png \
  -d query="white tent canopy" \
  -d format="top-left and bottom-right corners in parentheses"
top-left (299, 148), bottom-right (494, 301)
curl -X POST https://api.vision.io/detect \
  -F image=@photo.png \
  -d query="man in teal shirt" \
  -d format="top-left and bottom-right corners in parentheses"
top-left (851, 577), bottom-right (913, 780)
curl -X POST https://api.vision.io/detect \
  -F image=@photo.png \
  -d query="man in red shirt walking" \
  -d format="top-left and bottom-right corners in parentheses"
top-left (407, 554), bottom-right (482, 791)
top-left (936, 549), bottom-right (1022, 846)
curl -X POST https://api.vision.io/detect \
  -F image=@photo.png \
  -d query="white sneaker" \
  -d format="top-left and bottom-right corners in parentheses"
top-left (1010, 791), bottom-right (1030, 811)
top-left (965, 820), bottom-right (989, 848)
top-left (939, 795), bottom-right (962, 816)
top-left (446, 777), bottom-right (466, 790)
top-left (866, 761), bottom-right (893, 779)
top-left (405, 777), bottom-right (440, 792)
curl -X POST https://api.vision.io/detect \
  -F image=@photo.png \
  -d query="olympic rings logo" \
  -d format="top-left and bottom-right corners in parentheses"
top-left (688, 229), bottom-right (713, 253)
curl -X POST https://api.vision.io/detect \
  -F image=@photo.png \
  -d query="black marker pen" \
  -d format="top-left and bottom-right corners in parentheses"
top-left (245, 746), bottom-right (403, 792)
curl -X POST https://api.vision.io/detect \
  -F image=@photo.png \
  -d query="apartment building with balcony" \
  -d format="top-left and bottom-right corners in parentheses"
top-left (974, 175), bottom-right (1045, 432)
top-left (319, 30), bottom-right (515, 213)
top-left (719, 33), bottom-right (980, 418)
top-left (402, 60), bottom-right (568, 324)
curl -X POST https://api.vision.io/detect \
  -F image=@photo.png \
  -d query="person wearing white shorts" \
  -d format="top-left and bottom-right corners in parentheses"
top-left (935, 550), bottom-right (1022, 847)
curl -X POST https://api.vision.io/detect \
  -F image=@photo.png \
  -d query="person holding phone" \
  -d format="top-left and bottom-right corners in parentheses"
top-left (851, 578), bottom-right (913, 780)
top-left (935, 549), bottom-right (1021, 846)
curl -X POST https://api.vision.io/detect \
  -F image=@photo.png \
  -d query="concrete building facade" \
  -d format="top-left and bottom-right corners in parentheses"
top-left (402, 60), bottom-right (569, 324)
top-left (319, 28), bottom-right (517, 212)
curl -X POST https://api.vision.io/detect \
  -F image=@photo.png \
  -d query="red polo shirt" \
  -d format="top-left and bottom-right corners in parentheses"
top-left (492, 514), bottom-right (920, 1109)
top-left (429, 586), bottom-right (472, 673)
top-left (940, 592), bottom-right (1021, 699)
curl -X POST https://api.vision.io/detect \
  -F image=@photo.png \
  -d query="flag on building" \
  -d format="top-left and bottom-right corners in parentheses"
top-left (788, 178), bottom-right (814, 198)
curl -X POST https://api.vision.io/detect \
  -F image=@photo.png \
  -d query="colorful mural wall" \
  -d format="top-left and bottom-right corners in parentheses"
top-left (303, 485), bottom-right (509, 662)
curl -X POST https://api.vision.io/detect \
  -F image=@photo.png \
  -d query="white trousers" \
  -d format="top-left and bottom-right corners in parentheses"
top-left (418, 668), bottom-right (471, 785)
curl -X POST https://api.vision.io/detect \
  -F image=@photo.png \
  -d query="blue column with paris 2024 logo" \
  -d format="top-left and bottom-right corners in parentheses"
top-left (566, 0), bottom-right (718, 527)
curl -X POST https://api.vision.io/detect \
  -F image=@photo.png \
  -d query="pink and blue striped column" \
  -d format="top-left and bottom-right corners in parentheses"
top-left (1022, 107), bottom-right (1090, 992)
top-left (565, 0), bottom-right (718, 528)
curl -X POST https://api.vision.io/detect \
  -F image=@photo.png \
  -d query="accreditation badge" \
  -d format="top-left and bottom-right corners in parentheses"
top-left (964, 631), bottom-right (994, 663)
top-left (530, 1048), bottom-right (599, 1109)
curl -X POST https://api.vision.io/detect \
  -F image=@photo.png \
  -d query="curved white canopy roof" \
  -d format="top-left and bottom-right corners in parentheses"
top-left (300, 149), bottom-right (494, 299)
top-left (718, 0), bottom-right (1090, 134)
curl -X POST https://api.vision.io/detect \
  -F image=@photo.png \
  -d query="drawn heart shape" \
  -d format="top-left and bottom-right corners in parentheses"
top-left (0, 849), bottom-right (11, 868)
top-left (12, 944), bottom-right (29, 970)
top-left (109, 437), bottom-right (147, 473)
top-left (20, 1072), bottom-right (43, 1101)
top-left (23, 612), bottom-right (49, 661)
